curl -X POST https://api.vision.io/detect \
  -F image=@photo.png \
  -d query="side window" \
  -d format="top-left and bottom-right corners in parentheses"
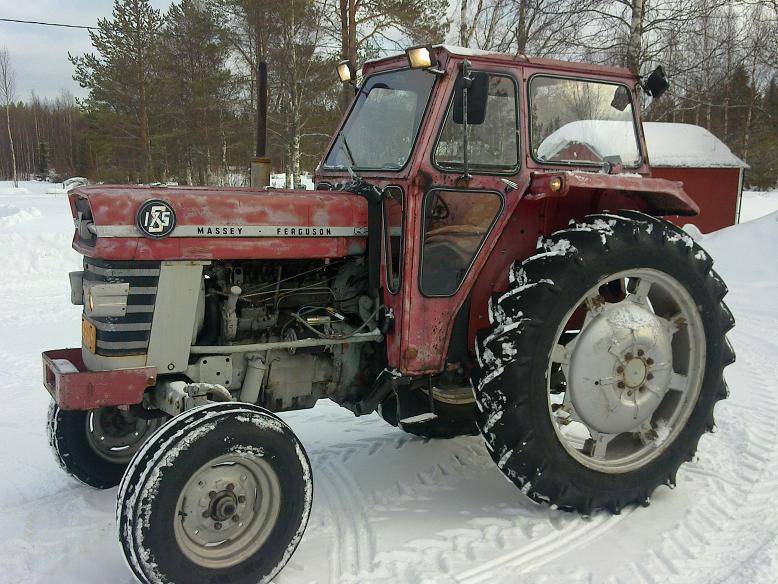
top-left (421, 190), bottom-right (502, 296)
top-left (383, 187), bottom-right (403, 294)
top-left (529, 76), bottom-right (641, 167)
top-left (434, 74), bottom-right (519, 173)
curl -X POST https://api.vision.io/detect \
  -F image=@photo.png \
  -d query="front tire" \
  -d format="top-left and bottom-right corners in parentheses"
top-left (47, 402), bottom-right (162, 489)
top-left (473, 212), bottom-right (735, 514)
top-left (117, 402), bottom-right (312, 584)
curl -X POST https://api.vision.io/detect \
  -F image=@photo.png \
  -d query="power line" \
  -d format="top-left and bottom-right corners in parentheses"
top-left (0, 17), bottom-right (95, 30)
top-left (0, 16), bottom-right (399, 56)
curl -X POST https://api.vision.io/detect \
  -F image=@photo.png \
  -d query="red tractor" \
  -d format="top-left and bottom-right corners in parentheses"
top-left (43, 45), bottom-right (734, 583)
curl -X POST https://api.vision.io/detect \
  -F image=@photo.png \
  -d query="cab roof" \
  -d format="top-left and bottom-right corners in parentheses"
top-left (362, 44), bottom-right (635, 81)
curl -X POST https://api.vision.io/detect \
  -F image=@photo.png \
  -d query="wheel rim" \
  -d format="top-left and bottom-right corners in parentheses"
top-left (546, 268), bottom-right (706, 474)
top-left (85, 408), bottom-right (160, 464)
top-left (174, 453), bottom-right (282, 569)
top-left (429, 382), bottom-right (476, 405)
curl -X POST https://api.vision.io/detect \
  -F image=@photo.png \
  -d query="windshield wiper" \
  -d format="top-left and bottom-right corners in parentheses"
top-left (337, 131), bottom-right (359, 180)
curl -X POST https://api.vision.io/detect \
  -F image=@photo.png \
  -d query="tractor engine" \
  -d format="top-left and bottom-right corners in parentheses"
top-left (78, 255), bottom-right (380, 415)
top-left (194, 257), bottom-right (379, 410)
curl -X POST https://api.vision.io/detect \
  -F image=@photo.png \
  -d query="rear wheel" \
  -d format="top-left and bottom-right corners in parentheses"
top-left (474, 212), bottom-right (735, 514)
top-left (117, 402), bottom-right (312, 584)
top-left (47, 402), bottom-right (162, 489)
top-left (379, 385), bottom-right (477, 439)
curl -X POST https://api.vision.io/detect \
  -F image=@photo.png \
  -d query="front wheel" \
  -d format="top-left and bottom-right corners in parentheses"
top-left (474, 212), bottom-right (735, 514)
top-left (117, 402), bottom-right (312, 584)
top-left (47, 403), bottom-right (162, 489)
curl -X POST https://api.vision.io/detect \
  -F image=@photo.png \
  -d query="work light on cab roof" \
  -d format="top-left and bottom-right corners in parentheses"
top-left (336, 59), bottom-right (356, 84)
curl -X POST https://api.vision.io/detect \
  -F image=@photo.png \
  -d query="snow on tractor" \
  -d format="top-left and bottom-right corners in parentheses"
top-left (42, 45), bottom-right (734, 583)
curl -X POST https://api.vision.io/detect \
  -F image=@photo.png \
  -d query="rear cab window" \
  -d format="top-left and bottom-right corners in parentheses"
top-left (529, 75), bottom-right (642, 168)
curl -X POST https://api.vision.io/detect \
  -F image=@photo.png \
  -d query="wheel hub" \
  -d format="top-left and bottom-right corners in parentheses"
top-left (623, 357), bottom-right (647, 388)
top-left (174, 454), bottom-right (282, 569)
top-left (86, 407), bottom-right (160, 464)
top-left (567, 300), bottom-right (673, 434)
top-left (211, 491), bottom-right (238, 522)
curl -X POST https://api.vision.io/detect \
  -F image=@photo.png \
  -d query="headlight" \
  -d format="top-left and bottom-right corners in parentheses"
top-left (83, 282), bottom-right (129, 317)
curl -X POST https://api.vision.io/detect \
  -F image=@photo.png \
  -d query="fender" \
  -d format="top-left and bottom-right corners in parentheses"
top-left (526, 171), bottom-right (700, 216)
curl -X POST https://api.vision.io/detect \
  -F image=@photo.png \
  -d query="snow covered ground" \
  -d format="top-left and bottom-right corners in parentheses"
top-left (1, 180), bottom-right (777, 584)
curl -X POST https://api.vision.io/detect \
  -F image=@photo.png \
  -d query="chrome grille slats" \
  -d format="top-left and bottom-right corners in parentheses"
top-left (83, 258), bottom-right (160, 356)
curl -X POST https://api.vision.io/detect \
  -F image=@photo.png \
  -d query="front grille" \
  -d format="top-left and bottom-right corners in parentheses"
top-left (83, 258), bottom-right (160, 356)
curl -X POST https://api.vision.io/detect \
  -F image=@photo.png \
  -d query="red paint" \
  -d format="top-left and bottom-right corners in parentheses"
top-left (71, 186), bottom-right (368, 260)
top-left (43, 349), bottom-right (155, 410)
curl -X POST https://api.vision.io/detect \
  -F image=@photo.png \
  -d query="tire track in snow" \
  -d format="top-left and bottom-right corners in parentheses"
top-left (316, 460), bottom-right (376, 582)
top-left (454, 509), bottom-right (636, 583)
top-left (309, 428), bottom-right (639, 584)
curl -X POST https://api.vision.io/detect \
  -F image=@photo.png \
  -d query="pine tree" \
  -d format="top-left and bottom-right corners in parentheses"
top-left (157, 0), bottom-right (233, 184)
top-left (70, 0), bottom-right (161, 182)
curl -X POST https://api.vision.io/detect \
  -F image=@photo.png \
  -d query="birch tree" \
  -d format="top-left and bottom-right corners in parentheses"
top-left (332, 0), bottom-right (449, 110)
top-left (0, 47), bottom-right (18, 187)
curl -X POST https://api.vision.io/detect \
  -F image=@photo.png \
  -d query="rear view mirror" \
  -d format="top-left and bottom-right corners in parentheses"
top-left (611, 86), bottom-right (631, 111)
top-left (644, 65), bottom-right (670, 99)
top-left (453, 71), bottom-right (489, 125)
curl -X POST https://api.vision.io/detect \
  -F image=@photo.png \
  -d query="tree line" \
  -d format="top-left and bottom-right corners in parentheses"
top-left (1, 0), bottom-right (777, 188)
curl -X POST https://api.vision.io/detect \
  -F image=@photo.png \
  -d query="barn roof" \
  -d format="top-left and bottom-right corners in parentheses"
top-left (644, 123), bottom-right (747, 169)
top-left (536, 121), bottom-right (747, 169)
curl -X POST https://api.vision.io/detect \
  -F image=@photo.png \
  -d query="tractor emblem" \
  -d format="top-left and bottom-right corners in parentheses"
top-left (136, 199), bottom-right (176, 239)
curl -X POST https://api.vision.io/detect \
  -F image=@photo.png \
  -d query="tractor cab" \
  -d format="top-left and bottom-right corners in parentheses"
top-left (316, 45), bottom-right (693, 379)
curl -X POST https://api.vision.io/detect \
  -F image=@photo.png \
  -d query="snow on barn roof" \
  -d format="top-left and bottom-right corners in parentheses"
top-left (644, 123), bottom-right (747, 168)
top-left (537, 120), bottom-right (747, 169)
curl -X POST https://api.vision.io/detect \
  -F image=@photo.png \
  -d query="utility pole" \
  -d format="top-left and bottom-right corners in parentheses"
top-left (250, 61), bottom-right (271, 187)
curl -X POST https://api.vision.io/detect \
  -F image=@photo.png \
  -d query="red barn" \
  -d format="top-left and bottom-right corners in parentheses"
top-left (645, 123), bottom-right (748, 233)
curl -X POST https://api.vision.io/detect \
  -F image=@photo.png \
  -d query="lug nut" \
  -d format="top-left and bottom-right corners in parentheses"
top-left (647, 373), bottom-right (654, 380)
top-left (617, 381), bottom-right (625, 388)
top-left (638, 349), bottom-right (644, 356)
top-left (214, 522), bottom-right (222, 530)
top-left (617, 366), bottom-right (624, 373)
top-left (232, 515), bottom-right (240, 522)
top-left (647, 358), bottom-right (654, 365)
top-left (226, 483), bottom-right (235, 491)
top-left (202, 510), bottom-right (210, 518)
top-left (238, 495), bottom-right (246, 504)
top-left (208, 491), bottom-right (216, 499)
top-left (625, 352), bottom-right (633, 360)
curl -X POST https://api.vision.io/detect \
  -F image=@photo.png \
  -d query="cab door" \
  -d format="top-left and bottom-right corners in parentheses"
top-left (400, 66), bottom-right (526, 375)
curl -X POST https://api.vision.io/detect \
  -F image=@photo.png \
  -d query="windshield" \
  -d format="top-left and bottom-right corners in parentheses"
top-left (324, 68), bottom-right (435, 171)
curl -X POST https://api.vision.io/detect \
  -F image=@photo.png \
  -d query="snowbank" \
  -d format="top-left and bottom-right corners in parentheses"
top-left (699, 210), bottom-right (778, 284)
top-left (740, 191), bottom-right (778, 223)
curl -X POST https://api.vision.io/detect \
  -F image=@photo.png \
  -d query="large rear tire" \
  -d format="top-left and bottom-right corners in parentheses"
top-left (47, 402), bottom-right (162, 489)
top-left (379, 386), bottom-right (477, 439)
top-left (473, 212), bottom-right (735, 514)
top-left (117, 402), bottom-right (312, 584)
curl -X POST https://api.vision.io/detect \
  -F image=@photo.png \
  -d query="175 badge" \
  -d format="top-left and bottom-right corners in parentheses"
top-left (136, 199), bottom-right (176, 239)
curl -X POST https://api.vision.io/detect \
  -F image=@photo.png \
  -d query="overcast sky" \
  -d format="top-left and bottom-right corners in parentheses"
top-left (0, 0), bottom-right (173, 101)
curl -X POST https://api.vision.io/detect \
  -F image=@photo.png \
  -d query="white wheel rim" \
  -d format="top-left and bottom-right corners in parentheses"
top-left (174, 453), bottom-right (282, 569)
top-left (85, 408), bottom-right (160, 464)
top-left (546, 268), bottom-right (706, 473)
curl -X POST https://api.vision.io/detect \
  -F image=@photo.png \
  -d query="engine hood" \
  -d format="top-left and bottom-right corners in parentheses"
top-left (70, 185), bottom-right (368, 261)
